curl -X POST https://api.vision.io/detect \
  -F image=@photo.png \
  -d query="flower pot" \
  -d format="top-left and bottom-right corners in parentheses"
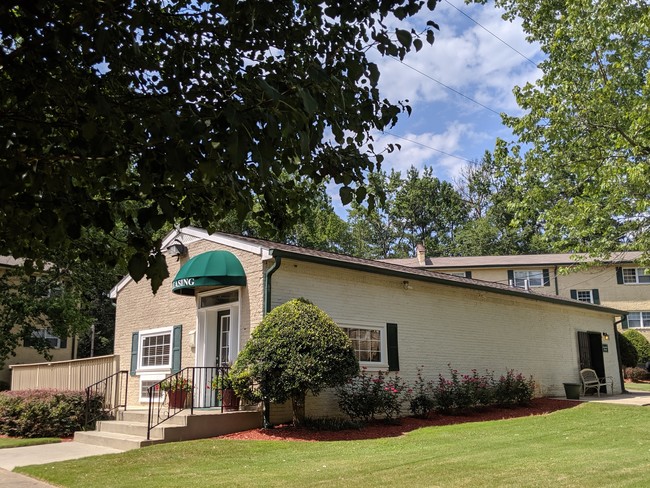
top-left (222, 388), bottom-right (240, 411)
top-left (563, 382), bottom-right (581, 400)
top-left (168, 390), bottom-right (188, 409)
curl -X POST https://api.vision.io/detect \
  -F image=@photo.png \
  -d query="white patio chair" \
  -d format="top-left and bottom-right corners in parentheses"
top-left (579, 368), bottom-right (613, 397)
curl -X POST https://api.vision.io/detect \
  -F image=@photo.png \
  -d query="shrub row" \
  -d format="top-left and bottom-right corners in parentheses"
top-left (336, 365), bottom-right (535, 422)
top-left (625, 367), bottom-right (650, 383)
top-left (0, 389), bottom-right (104, 438)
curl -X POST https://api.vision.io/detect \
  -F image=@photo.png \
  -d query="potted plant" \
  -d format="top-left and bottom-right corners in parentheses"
top-left (211, 372), bottom-right (240, 411)
top-left (160, 376), bottom-right (192, 408)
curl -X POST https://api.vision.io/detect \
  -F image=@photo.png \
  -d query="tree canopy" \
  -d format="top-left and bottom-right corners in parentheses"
top-left (230, 298), bottom-right (358, 426)
top-left (480, 0), bottom-right (650, 262)
top-left (1, 0), bottom-right (439, 291)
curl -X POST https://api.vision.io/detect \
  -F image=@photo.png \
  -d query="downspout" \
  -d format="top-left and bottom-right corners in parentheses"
top-left (554, 265), bottom-right (559, 295)
top-left (613, 317), bottom-right (627, 394)
top-left (264, 254), bottom-right (282, 315)
top-left (261, 253), bottom-right (281, 428)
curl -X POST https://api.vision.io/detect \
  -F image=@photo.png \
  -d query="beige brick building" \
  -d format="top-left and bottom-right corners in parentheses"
top-left (110, 227), bottom-right (625, 423)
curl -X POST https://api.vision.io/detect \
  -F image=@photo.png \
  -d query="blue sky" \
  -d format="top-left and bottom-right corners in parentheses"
top-left (330, 0), bottom-right (543, 216)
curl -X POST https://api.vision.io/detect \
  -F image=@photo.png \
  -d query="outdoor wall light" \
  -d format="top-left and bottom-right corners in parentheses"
top-left (166, 238), bottom-right (188, 258)
top-left (602, 332), bottom-right (610, 341)
top-left (402, 280), bottom-right (413, 291)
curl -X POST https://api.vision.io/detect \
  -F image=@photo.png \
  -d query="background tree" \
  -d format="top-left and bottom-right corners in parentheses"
top-left (1, 0), bottom-right (440, 291)
top-left (230, 298), bottom-right (358, 427)
top-left (391, 166), bottom-right (468, 256)
top-left (452, 151), bottom-right (550, 256)
top-left (477, 0), bottom-right (650, 262)
top-left (347, 171), bottom-right (404, 259)
top-left (618, 332), bottom-right (639, 370)
top-left (623, 330), bottom-right (650, 367)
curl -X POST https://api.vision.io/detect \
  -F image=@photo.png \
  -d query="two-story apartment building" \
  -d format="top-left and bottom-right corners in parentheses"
top-left (385, 247), bottom-right (648, 339)
top-left (0, 256), bottom-right (76, 387)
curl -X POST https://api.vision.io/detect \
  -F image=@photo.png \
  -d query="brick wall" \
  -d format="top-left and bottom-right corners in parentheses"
top-left (269, 258), bottom-right (621, 422)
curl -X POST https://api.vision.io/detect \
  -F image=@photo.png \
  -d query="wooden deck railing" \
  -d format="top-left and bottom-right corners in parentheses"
top-left (10, 355), bottom-right (119, 391)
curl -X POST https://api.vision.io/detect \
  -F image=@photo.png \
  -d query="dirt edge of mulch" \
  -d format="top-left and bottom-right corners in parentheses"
top-left (215, 397), bottom-right (580, 442)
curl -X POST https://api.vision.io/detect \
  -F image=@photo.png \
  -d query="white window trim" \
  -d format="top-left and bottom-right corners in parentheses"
top-left (340, 323), bottom-right (388, 370)
top-left (139, 373), bottom-right (166, 403)
top-left (446, 272), bottom-right (466, 278)
top-left (628, 311), bottom-right (650, 329)
top-left (196, 286), bottom-right (240, 309)
top-left (623, 268), bottom-right (650, 285)
top-left (28, 329), bottom-right (65, 349)
top-left (576, 290), bottom-right (594, 303)
top-left (136, 326), bottom-right (173, 374)
top-left (513, 270), bottom-right (544, 288)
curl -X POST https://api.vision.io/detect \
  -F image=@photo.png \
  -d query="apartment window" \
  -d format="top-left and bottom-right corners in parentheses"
top-left (139, 377), bottom-right (165, 402)
top-left (446, 271), bottom-right (472, 278)
top-left (199, 290), bottom-right (239, 308)
top-left (140, 331), bottom-right (171, 368)
top-left (24, 330), bottom-right (66, 349)
top-left (622, 268), bottom-right (650, 284)
top-left (577, 290), bottom-right (593, 303)
top-left (513, 270), bottom-right (543, 287)
top-left (342, 326), bottom-right (384, 364)
top-left (628, 312), bottom-right (650, 328)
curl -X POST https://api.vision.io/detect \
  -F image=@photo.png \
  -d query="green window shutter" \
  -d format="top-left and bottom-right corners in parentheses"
top-left (507, 270), bottom-right (514, 284)
top-left (130, 332), bottom-right (139, 376)
top-left (171, 325), bottom-right (182, 373)
top-left (59, 337), bottom-right (67, 349)
top-left (543, 269), bottom-right (550, 286)
top-left (465, 271), bottom-right (472, 279)
top-left (570, 290), bottom-right (577, 300)
top-left (616, 267), bottom-right (624, 284)
top-left (621, 315), bottom-right (628, 330)
top-left (592, 289), bottom-right (600, 305)
top-left (386, 323), bottom-right (399, 372)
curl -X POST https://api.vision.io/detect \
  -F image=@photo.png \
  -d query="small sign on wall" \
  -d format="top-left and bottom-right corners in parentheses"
top-left (602, 344), bottom-right (609, 353)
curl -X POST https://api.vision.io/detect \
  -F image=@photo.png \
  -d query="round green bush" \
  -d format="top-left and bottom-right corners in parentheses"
top-left (231, 298), bottom-right (358, 426)
top-left (623, 329), bottom-right (650, 365)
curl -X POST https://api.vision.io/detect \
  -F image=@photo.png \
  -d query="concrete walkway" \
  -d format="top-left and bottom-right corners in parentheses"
top-left (556, 390), bottom-right (650, 406)
top-left (0, 442), bottom-right (123, 487)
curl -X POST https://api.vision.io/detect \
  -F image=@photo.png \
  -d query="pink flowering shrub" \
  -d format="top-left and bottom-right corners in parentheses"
top-left (336, 369), bottom-right (407, 422)
top-left (0, 389), bottom-right (104, 437)
top-left (492, 370), bottom-right (535, 407)
top-left (407, 366), bottom-right (435, 418)
top-left (433, 365), bottom-right (534, 413)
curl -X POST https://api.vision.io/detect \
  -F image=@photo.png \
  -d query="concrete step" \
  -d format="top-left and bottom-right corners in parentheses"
top-left (74, 430), bottom-right (163, 451)
top-left (117, 409), bottom-right (188, 426)
top-left (75, 409), bottom-right (262, 450)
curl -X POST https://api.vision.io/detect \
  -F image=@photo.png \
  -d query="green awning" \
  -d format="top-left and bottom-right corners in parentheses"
top-left (172, 251), bottom-right (246, 295)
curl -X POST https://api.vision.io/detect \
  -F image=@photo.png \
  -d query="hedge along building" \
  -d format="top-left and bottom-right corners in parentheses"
top-left (110, 227), bottom-right (625, 423)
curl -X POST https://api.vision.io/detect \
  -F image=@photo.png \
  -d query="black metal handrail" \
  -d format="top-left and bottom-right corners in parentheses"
top-left (84, 370), bottom-right (128, 428)
top-left (146, 366), bottom-right (235, 440)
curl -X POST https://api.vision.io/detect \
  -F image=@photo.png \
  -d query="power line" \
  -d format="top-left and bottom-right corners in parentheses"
top-left (444, 0), bottom-right (539, 68)
top-left (383, 131), bottom-right (475, 164)
top-left (390, 56), bottom-right (502, 116)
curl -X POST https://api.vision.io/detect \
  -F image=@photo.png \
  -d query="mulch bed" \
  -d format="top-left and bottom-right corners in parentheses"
top-left (216, 398), bottom-right (579, 442)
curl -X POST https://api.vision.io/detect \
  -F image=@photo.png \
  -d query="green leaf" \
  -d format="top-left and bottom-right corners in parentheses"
top-left (395, 29), bottom-right (412, 49)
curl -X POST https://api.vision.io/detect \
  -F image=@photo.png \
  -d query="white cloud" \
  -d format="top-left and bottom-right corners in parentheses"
top-left (373, 121), bottom-right (489, 180)
top-left (374, 1), bottom-right (541, 115)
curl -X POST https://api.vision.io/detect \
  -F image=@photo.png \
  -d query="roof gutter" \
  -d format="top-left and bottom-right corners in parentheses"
top-left (269, 249), bottom-right (625, 316)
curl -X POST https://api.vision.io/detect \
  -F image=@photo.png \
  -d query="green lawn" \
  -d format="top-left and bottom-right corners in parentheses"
top-left (17, 403), bottom-right (650, 488)
top-left (0, 437), bottom-right (60, 449)
top-left (625, 382), bottom-right (650, 392)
